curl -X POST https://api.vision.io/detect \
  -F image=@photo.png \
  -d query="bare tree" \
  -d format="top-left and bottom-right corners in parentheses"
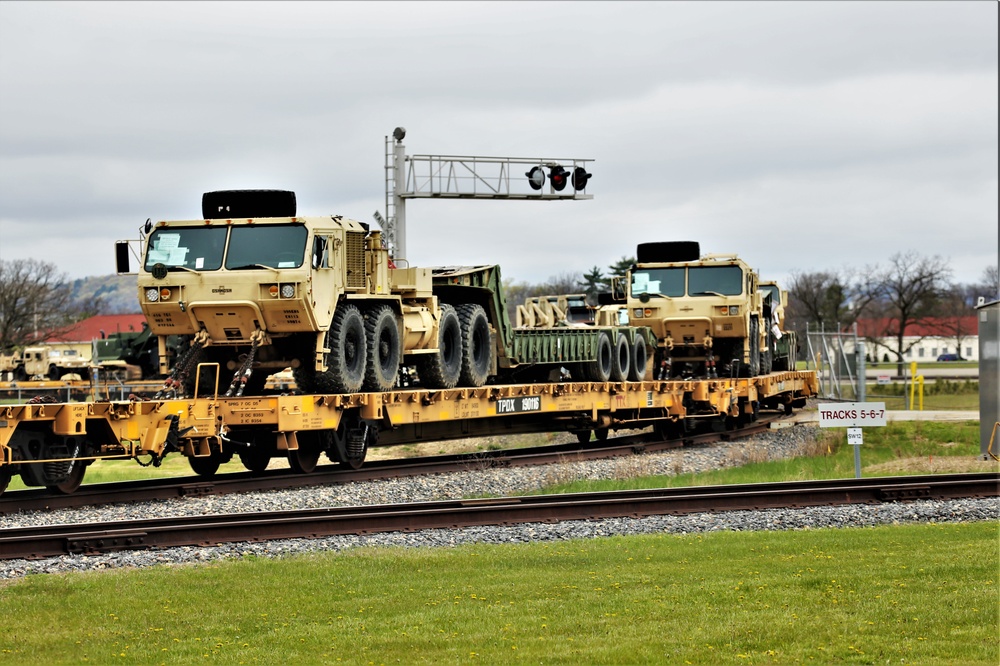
top-left (786, 270), bottom-right (853, 331)
top-left (540, 271), bottom-right (583, 296)
top-left (0, 259), bottom-right (80, 351)
top-left (979, 264), bottom-right (999, 303)
top-left (857, 251), bottom-right (953, 374)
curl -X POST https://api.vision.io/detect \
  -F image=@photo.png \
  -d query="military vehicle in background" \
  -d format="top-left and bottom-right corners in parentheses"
top-left (0, 346), bottom-right (91, 381)
top-left (759, 280), bottom-right (796, 372)
top-left (91, 325), bottom-right (183, 380)
top-left (617, 241), bottom-right (768, 379)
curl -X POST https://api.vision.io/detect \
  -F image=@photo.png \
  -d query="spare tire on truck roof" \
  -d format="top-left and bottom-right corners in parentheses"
top-left (636, 241), bottom-right (700, 264)
top-left (202, 189), bottom-right (297, 219)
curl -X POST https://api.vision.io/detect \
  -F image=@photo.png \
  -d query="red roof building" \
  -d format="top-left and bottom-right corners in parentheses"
top-left (851, 316), bottom-right (980, 361)
top-left (43, 314), bottom-right (149, 344)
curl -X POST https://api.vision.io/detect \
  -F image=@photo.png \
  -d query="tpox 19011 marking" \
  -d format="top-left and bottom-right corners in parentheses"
top-left (496, 396), bottom-right (541, 414)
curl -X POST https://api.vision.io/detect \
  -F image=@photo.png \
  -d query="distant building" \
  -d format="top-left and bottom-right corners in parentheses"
top-left (41, 314), bottom-right (149, 363)
top-left (850, 316), bottom-right (979, 362)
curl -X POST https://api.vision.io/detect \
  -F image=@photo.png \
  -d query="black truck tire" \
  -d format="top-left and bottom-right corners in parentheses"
top-left (362, 305), bottom-right (401, 392)
top-left (610, 333), bottom-right (630, 382)
top-left (457, 304), bottom-right (491, 387)
top-left (586, 332), bottom-right (613, 382)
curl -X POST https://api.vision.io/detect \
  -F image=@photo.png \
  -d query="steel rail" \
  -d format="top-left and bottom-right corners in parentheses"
top-left (0, 420), bottom-right (777, 514)
top-left (2, 473), bottom-right (996, 561)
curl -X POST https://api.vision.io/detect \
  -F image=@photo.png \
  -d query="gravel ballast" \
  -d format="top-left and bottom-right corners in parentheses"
top-left (2, 424), bottom-right (996, 579)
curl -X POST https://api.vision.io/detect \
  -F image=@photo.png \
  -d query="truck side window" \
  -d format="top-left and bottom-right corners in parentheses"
top-left (313, 236), bottom-right (329, 268)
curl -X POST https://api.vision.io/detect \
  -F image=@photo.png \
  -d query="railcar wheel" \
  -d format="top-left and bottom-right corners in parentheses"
top-left (189, 455), bottom-right (222, 478)
top-left (417, 304), bottom-right (462, 389)
top-left (47, 459), bottom-right (87, 495)
top-left (0, 465), bottom-right (11, 495)
top-left (363, 305), bottom-right (401, 392)
top-left (586, 332), bottom-right (613, 382)
top-left (575, 430), bottom-right (592, 445)
top-left (457, 304), bottom-right (492, 387)
top-left (288, 444), bottom-right (322, 474)
top-left (610, 334), bottom-right (630, 382)
top-left (629, 335), bottom-right (648, 381)
top-left (594, 428), bottom-right (609, 442)
top-left (238, 447), bottom-right (271, 474)
top-left (653, 420), bottom-right (683, 441)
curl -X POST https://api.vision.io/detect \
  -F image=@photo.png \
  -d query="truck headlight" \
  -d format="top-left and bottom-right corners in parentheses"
top-left (280, 284), bottom-right (295, 298)
top-left (146, 288), bottom-right (160, 303)
top-left (633, 308), bottom-right (644, 318)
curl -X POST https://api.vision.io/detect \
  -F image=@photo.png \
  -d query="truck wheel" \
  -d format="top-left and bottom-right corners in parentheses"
top-left (748, 316), bottom-right (761, 377)
top-left (610, 333), bottom-right (630, 382)
top-left (586, 332), bottom-right (613, 382)
top-left (363, 305), bottom-right (401, 392)
top-left (629, 335), bottom-right (648, 381)
top-left (418, 303), bottom-right (462, 389)
top-left (457, 304), bottom-right (491, 387)
top-left (48, 365), bottom-right (60, 381)
top-left (14, 366), bottom-right (27, 382)
top-left (307, 304), bottom-right (367, 394)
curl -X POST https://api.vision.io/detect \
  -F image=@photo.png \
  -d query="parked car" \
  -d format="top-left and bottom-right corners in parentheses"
top-left (937, 353), bottom-right (963, 361)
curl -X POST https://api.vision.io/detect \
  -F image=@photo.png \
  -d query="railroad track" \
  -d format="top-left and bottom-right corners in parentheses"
top-left (1, 419), bottom-right (779, 514)
top-left (2, 473), bottom-right (995, 561)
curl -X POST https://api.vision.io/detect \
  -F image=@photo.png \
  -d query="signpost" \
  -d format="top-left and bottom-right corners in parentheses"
top-left (818, 402), bottom-right (887, 478)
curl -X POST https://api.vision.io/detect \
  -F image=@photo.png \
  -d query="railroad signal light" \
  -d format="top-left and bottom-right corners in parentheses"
top-left (571, 166), bottom-right (592, 191)
top-left (526, 166), bottom-right (546, 191)
top-left (549, 166), bottom-right (568, 191)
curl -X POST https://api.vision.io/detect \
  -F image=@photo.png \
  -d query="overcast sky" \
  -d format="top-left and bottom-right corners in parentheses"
top-left (1, 1), bottom-right (996, 291)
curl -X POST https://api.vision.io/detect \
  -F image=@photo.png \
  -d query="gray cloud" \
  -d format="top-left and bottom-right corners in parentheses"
top-left (1, 1), bottom-right (996, 290)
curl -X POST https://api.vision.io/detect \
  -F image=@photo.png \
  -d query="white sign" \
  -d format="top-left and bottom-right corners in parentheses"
top-left (817, 402), bottom-right (887, 428)
top-left (877, 375), bottom-right (890, 385)
top-left (847, 428), bottom-right (863, 445)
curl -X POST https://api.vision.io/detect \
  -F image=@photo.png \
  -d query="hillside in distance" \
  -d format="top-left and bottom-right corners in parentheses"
top-left (69, 274), bottom-right (140, 314)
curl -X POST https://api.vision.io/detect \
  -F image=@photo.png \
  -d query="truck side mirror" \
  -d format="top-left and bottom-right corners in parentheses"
top-left (115, 242), bottom-right (131, 274)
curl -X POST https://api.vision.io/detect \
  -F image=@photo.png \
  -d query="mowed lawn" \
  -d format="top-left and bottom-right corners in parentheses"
top-left (1, 521), bottom-right (997, 665)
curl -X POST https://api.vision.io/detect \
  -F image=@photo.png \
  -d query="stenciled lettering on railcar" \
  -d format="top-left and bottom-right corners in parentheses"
top-left (495, 396), bottom-right (542, 414)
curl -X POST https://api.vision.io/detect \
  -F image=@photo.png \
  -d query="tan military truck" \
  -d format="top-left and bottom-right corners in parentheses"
top-left (1, 346), bottom-right (90, 381)
top-left (118, 190), bottom-right (473, 396)
top-left (618, 241), bottom-right (768, 378)
top-left (759, 280), bottom-right (796, 372)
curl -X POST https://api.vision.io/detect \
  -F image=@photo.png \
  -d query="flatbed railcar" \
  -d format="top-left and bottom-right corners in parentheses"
top-left (0, 370), bottom-right (817, 495)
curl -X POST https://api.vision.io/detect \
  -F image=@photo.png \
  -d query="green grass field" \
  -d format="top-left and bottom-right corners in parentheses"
top-left (1, 523), bottom-right (996, 665)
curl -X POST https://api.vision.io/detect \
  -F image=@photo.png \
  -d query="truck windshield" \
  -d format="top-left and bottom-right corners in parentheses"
top-left (145, 226), bottom-right (228, 271)
top-left (631, 268), bottom-right (684, 297)
top-left (225, 224), bottom-right (308, 270)
top-left (688, 266), bottom-right (743, 296)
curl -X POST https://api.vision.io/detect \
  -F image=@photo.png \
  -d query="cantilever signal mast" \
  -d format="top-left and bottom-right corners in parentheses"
top-left (378, 127), bottom-right (593, 263)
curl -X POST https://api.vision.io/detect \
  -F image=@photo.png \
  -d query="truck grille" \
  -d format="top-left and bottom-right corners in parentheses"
top-left (345, 232), bottom-right (365, 289)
